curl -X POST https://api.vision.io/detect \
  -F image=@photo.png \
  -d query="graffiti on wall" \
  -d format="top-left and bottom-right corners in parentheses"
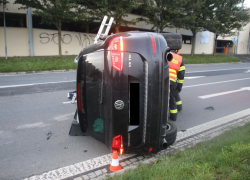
top-left (39, 32), bottom-right (96, 47)
top-left (75, 33), bottom-right (95, 47)
top-left (239, 41), bottom-right (244, 52)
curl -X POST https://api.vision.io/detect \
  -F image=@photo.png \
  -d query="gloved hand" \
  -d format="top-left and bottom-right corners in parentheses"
top-left (176, 83), bottom-right (183, 93)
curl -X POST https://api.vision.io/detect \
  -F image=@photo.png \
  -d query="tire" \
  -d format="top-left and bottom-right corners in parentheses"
top-left (160, 33), bottom-right (182, 50)
top-left (165, 121), bottom-right (177, 147)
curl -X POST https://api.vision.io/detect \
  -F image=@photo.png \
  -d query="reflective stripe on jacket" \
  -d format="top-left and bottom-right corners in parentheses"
top-left (168, 53), bottom-right (182, 82)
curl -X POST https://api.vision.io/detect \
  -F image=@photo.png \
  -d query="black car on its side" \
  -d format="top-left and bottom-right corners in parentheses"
top-left (75, 31), bottom-right (182, 154)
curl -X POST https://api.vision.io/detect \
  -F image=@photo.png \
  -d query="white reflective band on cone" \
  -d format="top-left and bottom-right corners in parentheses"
top-left (111, 159), bottom-right (119, 166)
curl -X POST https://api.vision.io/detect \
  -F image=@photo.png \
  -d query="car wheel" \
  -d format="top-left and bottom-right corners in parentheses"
top-left (160, 33), bottom-right (182, 50)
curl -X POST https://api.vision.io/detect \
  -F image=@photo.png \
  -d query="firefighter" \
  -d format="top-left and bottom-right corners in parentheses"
top-left (168, 50), bottom-right (185, 121)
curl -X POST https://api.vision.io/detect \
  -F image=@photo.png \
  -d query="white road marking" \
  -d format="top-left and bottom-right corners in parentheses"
top-left (185, 76), bottom-right (205, 79)
top-left (183, 77), bottom-right (250, 88)
top-left (186, 67), bottom-right (250, 73)
top-left (0, 80), bottom-right (76, 89)
top-left (54, 113), bottom-right (75, 121)
top-left (199, 87), bottom-right (250, 99)
top-left (0, 71), bottom-right (76, 77)
top-left (245, 70), bottom-right (250, 73)
top-left (63, 101), bottom-right (77, 104)
top-left (24, 108), bottom-right (250, 180)
top-left (17, 122), bottom-right (48, 130)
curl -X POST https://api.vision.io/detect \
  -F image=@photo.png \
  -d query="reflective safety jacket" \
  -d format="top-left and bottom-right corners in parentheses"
top-left (168, 52), bottom-right (185, 84)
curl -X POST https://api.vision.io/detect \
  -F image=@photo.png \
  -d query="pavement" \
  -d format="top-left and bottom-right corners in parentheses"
top-left (1, 63), bottom-right (250, 179)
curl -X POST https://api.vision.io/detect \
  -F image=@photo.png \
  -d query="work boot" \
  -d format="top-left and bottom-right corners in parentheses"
top-left (177, 104), bottom-right (182, 112)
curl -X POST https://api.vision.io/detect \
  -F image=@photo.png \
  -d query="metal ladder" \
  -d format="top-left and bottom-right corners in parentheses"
top-left (94, 15), bottom-right (114, 44)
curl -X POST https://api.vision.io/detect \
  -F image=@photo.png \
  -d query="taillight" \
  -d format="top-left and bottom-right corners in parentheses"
top-left (109, 36), bottom-right (124, 71)
top-left (149, 147), bottom-right (153, 154)
top-left (77, 83), bottom-right (81, 111)
top-left (150, 35), bottom-right (156, 54)
top-left (111, 135), bottom-right (124, 154)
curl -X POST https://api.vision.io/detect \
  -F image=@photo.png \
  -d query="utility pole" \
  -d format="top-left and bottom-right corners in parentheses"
top-left (3, 1), bottom-right (8, 59)
top-left (27, 7), bottom-right (34, 57)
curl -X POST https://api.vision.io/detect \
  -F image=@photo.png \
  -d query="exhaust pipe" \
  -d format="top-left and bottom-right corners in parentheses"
top-left (162, 138), bottom-right (168, 149)
top-left (165, 52), bottom-right (173, 62)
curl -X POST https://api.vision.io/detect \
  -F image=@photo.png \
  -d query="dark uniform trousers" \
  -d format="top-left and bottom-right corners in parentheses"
top-left (175, 89), bottom-right (182, 111)
top-left (169, 82), bottom-right (182, 121)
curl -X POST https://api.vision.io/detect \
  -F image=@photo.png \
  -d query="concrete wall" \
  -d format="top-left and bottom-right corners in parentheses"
top-left (0, 27), bottom-right (30, 56)
top-left (0, 27), bottom-right (194, 56)
top-left (33, 29), bottom-right (95, 56)
top-left (0, 27), bottom-right (96, 57)
top-left (195, 31), bottom-right (215, 54)
top-left (237, 23), bottom-right (250, 54)
top-left (179, 44), bottom-right (192, 54)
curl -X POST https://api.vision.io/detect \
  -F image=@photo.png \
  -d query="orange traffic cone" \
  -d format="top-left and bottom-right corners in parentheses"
top-left (109, 150), bottom-right (122, 171)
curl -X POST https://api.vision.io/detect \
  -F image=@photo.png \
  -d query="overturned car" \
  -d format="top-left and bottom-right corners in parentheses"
top-left (74, 31), bottom-right (182, 154)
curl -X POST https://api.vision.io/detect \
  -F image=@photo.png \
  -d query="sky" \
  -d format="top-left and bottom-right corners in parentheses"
top-left (244, 0), bottom-right (250, 8)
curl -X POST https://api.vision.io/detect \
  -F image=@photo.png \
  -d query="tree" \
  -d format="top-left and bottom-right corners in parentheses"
top-left (204, 0), bottom-right (250, 55)
top-left (0, 0), bottom-right (9, 6)
top-left (14, 0), bottom-right (77, 56)
top-left (78, 0), bottom-right (139, 33)
top-left (1, 1), bottom-right (9, 25)
top-left (174, 0), bottom-right (211, 56)
top-left (75, 0), bottom-right (99, 33)
top-left (137, 0), bottom-right (182, 33)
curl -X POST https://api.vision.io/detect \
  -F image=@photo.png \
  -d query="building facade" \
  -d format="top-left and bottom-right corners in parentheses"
top-left (0, 0), bottom-right (249, 57)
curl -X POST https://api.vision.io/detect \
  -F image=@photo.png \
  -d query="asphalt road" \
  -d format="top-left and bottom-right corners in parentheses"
top-left (0, 63), bottom-right (250, 179)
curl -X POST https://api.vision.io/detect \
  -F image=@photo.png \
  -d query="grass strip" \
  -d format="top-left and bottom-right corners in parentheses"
top-left (0, 56), bottom-right (76, 72)
top-left (182, 54), bottom-right (241, 64)
top-left (0, 54), bottom-right (241, 73)
top-left (109, 122), bottom-right (250, 180)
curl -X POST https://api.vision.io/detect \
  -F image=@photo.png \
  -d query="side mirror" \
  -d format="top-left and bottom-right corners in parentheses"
top-left (74, 56), bottom-right (78, 63)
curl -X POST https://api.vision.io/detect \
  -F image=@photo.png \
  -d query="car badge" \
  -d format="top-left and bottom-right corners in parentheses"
top-left (114, 100), bottom-right (124, 110)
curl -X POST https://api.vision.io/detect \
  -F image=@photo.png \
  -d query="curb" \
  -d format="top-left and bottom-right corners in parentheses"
top-left (0, 69), bottom-right (76, 76)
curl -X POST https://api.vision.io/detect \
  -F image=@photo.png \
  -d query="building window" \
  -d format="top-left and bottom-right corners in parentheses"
top-left (131, 7), bottom-right (144, 15)
top-left (182, 35), bottom-right (192, 44)
top-left (0, 13), bottom-right (26, 27)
